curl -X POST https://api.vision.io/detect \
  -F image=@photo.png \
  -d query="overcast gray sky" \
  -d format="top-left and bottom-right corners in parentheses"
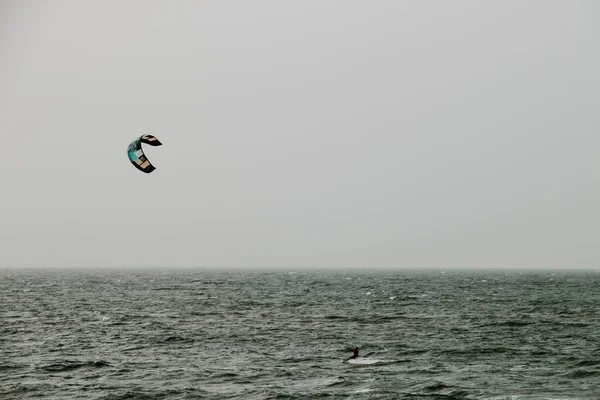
top-left (1, 1), bottom-right (599, 269)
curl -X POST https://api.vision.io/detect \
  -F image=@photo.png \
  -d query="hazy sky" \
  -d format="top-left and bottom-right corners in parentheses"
top-left (1, 1), bottom-right (599, 269)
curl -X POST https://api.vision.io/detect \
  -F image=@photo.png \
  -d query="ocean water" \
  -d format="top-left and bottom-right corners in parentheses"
top-left (1, 269), bottom-right (599, 400)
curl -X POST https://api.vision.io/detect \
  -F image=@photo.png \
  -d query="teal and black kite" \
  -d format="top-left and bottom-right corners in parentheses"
top-left (127, 135), bottom-right (162, 173)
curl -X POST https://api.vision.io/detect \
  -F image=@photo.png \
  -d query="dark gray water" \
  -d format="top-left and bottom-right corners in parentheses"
top-left (1, 269), bottom-right (599, 399)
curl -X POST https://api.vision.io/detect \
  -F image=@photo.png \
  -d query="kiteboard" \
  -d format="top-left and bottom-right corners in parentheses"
top-left (344, 358), bottom-right (385, 365)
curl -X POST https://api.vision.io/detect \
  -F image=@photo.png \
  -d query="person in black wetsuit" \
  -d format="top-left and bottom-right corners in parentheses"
top-left (345, 347), bottom-right (359, 362)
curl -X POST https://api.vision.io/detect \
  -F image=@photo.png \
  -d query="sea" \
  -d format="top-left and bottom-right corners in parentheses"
top-left (1, 268), bottom-right (599, 400)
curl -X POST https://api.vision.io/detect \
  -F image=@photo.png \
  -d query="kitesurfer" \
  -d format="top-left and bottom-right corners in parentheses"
top-left (345, 347), bottom-right (359, 362)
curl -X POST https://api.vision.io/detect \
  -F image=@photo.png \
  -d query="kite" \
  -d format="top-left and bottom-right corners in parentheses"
top-left (127, 135), bottom-right (162, 173)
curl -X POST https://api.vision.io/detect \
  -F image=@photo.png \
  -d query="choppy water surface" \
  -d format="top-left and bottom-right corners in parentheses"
top-left (1, 269), bottom-right (599, 399)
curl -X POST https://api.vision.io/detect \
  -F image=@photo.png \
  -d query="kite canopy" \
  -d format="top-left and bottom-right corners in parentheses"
top-left (127, 134), bottom-right (162, 173)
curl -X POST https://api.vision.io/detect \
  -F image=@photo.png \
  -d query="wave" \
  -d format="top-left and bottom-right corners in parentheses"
top-left (96, 387), bottom-right (211, 400)
top-left (486, 320), bottom-right (533, 327)
top-left (209, 371), bottom-right (239, 379)
top-left (155, 335), bottom-right (195, 344)
top-left (573, 359), bottom-right (600, 367)
top-left (0, 382), bottom-right (57, 398)
top-left (0, 363), bottom-right (25, 371)
top-left (405, 388), bottom-right (470, 400)
top-left (437, 346), bottom-right (519, 356)
top-left (563, 369), bottom-right (600, 379)
top-left (40, 360), bottom-right (110, 372)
